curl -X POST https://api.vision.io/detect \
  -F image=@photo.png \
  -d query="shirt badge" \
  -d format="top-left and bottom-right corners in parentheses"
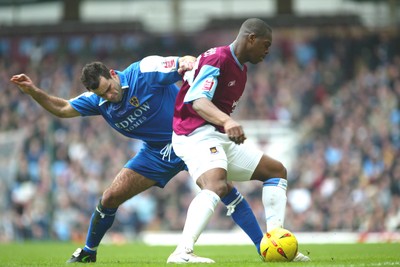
top-left (202, 78), bottom-right (214, 91)
top-left (210, 147), bottom-right (219, 154)
top-left (129, 96), bottom-right (140, 107)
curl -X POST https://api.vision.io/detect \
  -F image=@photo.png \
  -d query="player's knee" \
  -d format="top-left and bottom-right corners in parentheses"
top-left (218, 183), bottom-right (230, 198)
top-left (197, 169), bottom-right (229, 197)
top-left (198, 178), bottom-right (229, 198)
top-left (266, 159), bottom-right (287, 180)
top-left (277, 162), bottom-right (287, 180)
top-left (253, 160), bottom-right (287, 181)
top-left (101, 189), bottom-right (122, 208)
top-left (208, 181), bottom-right (230, 198)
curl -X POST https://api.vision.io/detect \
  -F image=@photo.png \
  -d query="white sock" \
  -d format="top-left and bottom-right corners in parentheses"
top-left (176, 189), bottom-right (220, 252)
top-left (262, 178), bottom-right (287, 231)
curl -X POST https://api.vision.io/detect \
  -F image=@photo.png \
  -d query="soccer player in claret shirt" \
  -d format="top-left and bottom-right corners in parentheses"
top-left (11, 55), bottom-right (265, 263)
top-left (168, 18), bottom-right (311, 263)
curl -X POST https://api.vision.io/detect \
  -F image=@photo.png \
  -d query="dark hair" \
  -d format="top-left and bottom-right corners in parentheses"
top-left (239, 18), bottom-right (272, 38)
top-left (80, 62), bottom-right (111, 90)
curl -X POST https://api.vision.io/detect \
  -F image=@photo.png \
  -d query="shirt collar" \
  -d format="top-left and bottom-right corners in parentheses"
top-left (116, 70), bottom-right (129, 90)
top-left (229, 42), bottom-right (244, 70)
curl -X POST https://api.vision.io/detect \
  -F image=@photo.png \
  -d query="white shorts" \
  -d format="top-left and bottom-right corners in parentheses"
top-left (172, 124), bottom-right (263, 182)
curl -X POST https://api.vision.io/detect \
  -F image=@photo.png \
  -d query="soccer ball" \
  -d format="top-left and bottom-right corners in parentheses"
top-left (260, 227), bottom-right (298, 262)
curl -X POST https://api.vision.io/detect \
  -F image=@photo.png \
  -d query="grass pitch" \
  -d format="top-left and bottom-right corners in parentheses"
top-left (0, 242), bottom-right (399, 267)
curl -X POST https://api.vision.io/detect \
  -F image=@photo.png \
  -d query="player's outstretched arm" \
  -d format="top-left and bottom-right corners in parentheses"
top-left (10, 74), bottom-right (80, 118)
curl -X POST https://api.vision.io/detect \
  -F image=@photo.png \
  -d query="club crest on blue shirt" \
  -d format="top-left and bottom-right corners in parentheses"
top-left (209, 147), bottom-right (218, 154)
top-left (129, 96), bottom-right (140, 107)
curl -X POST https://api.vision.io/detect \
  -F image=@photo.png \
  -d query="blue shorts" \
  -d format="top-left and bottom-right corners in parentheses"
top-left (124, 142), bottom-right (187, 188)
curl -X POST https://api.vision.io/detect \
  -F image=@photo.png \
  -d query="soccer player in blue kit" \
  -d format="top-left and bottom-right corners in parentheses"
top-left (168, 18), bottom-right (310, 263)
top-left (10, 55), bottom-right (265, 263)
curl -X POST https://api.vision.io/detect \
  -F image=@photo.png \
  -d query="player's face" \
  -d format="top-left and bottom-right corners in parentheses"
top-left (92, 74), bottom-right (123, 103)
top-left (248, 34), bottom-right (272, 64)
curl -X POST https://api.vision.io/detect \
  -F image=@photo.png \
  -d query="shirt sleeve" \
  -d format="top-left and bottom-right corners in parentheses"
top-left (139, 56), bottom-right (182, 87)
top-left (68, 92), bottom-right (101, 116)
top-left (183, 65), bottom-right (220, 103)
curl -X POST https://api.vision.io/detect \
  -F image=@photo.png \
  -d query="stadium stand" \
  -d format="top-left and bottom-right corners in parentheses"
top-left (0, 21), bottom-right (399, 242)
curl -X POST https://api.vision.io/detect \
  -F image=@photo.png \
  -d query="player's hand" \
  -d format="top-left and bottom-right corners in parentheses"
top-left (224, 118), bottom-right (247, 145)
top-left (10, 74), bottom-right (36, 94)
top-left (178, 56), bottom-right (196, 75)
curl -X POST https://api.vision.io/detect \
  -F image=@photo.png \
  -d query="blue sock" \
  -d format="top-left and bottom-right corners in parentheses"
top-left (221, 187), bottom-right (263, 254)
top-left (83, 199), bottom-right (118, 254)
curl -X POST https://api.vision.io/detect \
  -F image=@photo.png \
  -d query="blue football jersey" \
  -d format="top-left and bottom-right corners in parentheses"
top-left (69, 56), bottom-right (182, 144)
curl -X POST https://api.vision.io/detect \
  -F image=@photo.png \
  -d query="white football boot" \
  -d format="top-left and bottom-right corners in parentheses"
top-left (293, 251), bottom-right (311, 262)
top-left (167, 247), bottom-right (215, 264)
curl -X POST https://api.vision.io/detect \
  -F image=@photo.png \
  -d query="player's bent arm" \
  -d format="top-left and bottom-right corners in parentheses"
top-left (192, 97), bottom-right (231, 127)
top-left (192, 97), bottom-right (246, 144)
top-left (25, 87), bottom-right (80, 118)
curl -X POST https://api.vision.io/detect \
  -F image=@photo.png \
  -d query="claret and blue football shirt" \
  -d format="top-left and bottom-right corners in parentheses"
top-left (173, 43), bottom-right (247, 135)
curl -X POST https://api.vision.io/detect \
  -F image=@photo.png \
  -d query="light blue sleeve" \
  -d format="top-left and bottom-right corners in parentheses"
top-left (139, 56), bottom-right (182, 86)
top-left (68, 92), bottom-right (101, 116)
top-left (183, 65), bottom-right (220, 103)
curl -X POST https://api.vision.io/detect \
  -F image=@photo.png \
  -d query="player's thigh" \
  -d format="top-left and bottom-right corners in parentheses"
top-left (103, 168), bottom-right (156, 206)
top-left (250, 154), bottom-right (287, 181)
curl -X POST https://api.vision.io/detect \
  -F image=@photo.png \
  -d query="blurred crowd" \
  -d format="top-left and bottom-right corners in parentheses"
top-left (0, 24), bottom-right (399, 243)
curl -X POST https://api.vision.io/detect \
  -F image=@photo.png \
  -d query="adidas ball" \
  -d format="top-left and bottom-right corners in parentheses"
top-left (260, 227), bottom-right (298, 262)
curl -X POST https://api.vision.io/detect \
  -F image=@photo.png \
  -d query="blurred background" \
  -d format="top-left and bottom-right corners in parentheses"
top-left (0, 0), bottom-right (399, 244)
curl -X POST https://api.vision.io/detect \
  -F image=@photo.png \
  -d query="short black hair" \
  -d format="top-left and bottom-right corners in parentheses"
top-left (80, 62), bottom-right (111, 91)
top-left (239, 18), bottom-right (272, 38)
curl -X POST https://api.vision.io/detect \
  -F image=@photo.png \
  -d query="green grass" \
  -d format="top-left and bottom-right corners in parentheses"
top-left (0, 242), bottom-right (399, 267)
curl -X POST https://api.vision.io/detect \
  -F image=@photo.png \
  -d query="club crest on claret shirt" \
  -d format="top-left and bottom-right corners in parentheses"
top-left (129, 96), bottom-right (140, 107)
